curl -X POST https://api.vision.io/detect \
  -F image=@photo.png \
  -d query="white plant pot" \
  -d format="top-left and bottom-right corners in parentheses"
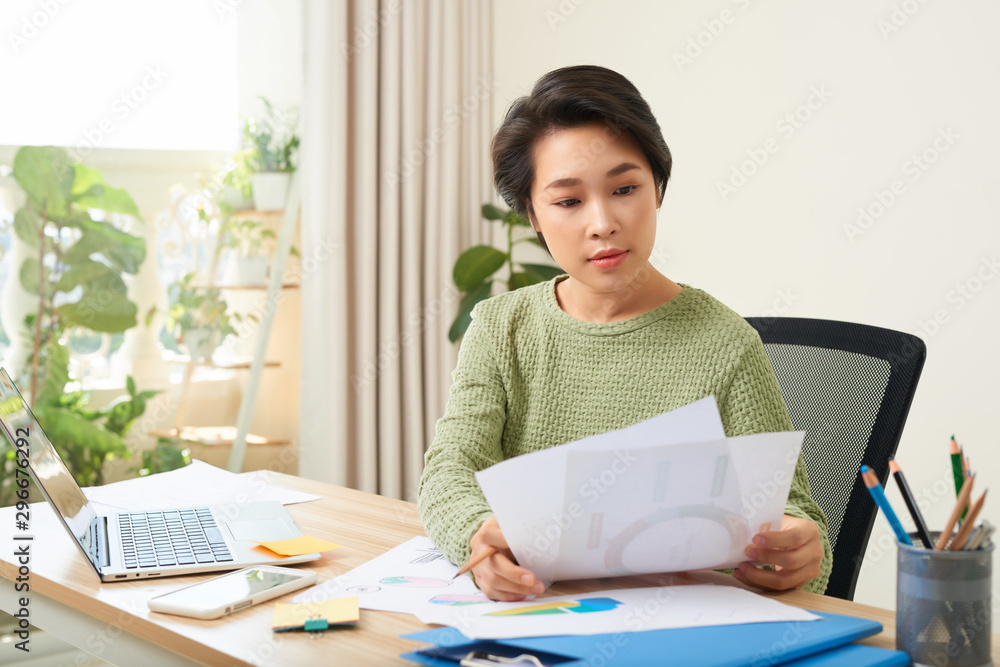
top-left (223, 254), bottom-right (269, 286)
top-left (224, 186), bottom-right (254, 211)
top-left (251, 172), bottom-right (291, 211)
top-left (180, 328), bottom-right (218, 362)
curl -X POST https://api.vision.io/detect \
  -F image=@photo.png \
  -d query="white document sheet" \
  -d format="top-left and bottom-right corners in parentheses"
top-left (475, 398), bottom-right (804, 581)
top-left (292, 537), bottom-right (493, 614)
top-left (82, 459), bottom-right (320, 510)
top-left (416, 584), bottom-right (819, 639)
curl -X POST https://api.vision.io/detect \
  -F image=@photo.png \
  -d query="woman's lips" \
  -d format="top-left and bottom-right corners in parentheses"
top-left (589, 251), bottom-right (628, 269)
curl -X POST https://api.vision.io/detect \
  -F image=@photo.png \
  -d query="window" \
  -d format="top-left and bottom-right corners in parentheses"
top-left (2, 0), bottom-right (239, 152)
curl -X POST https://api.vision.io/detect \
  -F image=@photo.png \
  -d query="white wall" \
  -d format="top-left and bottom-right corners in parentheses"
top-left (493, 0), bottom-right (999, 623)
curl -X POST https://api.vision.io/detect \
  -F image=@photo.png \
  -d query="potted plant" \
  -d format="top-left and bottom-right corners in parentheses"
top-left (202, 151), bottom-right (256, 213)
top-left (220, 218), bottom-right (276, 285)
top-left (0, 145), bottom-right (159, 502)
top-left (242, 97), bottom-right (299, 211)
top-left (449, 204), bottom-right (564, 342)
top-left (165, 272), bottom-right (242, 361)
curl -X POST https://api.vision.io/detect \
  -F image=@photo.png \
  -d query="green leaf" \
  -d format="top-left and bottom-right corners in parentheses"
top-left (520, 262), bottom-right (565, 282)
top-left (448, 281), bottom-right (492, 343)
top-left (508, 272), bottom-right (535, 290)
top-left (481, 203), bottom-right (506, 221)
top-left (34, 405), bottom-right (127, 480)
top-left (453, 245), bottom-right (507, 291)
top-left (72, 163), bottom-right (104, 195)
top-left (57, 291), bottom-right (138, 333)
top-left (75, 183), bottom-right (141, 219)
top-left (12, 146), bottom-right (75, 219)
top-left (19, 258), bottom-right (42, 294)
top-left (13, 206), bottom-right (42, 248)
top-left (54, 259), bottom-right (125, 294)
top-left (35, 339), bottom-right (71, 405)
top-left (62, 217), bottom-right (146, 273)
top-left (505, 210), bottom-right (531, 227)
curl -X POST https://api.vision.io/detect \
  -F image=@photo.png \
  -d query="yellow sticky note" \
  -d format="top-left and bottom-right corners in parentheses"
top-left (255, 535), bottom-right (341, 556)
top-left (272, 597), bottom-right (359, 631)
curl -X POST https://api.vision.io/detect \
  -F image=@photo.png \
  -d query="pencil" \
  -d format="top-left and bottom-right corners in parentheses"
top-left (935, 474), bottom-right (975, 550)
top-left (860, 466), bottom-right (912, 546)
top-left (453, 546), bottom-right (497, 579)
top-left (950, 436), bottom-right (964, 497)
top-left (889, 459), bottom-right (934, 549)
top-left (949, 490), bottom-right (988, 551)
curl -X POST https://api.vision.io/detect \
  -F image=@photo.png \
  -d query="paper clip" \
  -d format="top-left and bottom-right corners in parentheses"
top-left (460, 651), bottom-right (545, 667)
top-left (303, 615), bottom-right (328, 638)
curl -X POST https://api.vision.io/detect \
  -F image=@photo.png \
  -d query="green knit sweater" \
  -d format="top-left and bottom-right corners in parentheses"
top-left (418, 277), bottom-right (831, 594)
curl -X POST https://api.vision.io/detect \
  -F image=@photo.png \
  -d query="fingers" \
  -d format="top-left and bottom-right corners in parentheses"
top-left (472, 550), bottom-right (545, 601)
top-left (469, 516), bottom-right (546, 601)
top-left (733, 560), bottom-right (818, 591)
top-left (735, 516), bottom-right (823, 591)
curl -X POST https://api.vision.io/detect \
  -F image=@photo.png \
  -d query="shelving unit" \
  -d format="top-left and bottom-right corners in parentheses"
top-left (151, 176), bottom-right (301, 472)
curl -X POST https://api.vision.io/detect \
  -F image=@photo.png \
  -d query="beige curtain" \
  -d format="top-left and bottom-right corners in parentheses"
top-left (300, 0), bottom-right (494, 500)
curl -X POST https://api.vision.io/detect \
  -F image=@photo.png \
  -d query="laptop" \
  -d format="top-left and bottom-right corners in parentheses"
top-left (0, 368), bottom-right (320, 582)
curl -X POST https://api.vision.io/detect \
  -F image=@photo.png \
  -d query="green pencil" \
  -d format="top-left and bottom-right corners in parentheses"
top-left (950, 435), bottom-right (967, 520)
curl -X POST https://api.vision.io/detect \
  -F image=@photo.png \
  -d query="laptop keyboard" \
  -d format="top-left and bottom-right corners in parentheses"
top-left (117, 508), bottom-right (233, 569)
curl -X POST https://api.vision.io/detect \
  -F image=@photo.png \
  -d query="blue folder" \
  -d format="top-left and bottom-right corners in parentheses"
top-left (401, 611), bottom-right (911, 666)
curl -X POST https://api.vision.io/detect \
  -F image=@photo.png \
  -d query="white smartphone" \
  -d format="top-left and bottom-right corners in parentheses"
top-left (147, 566), bottom-right (317, 619)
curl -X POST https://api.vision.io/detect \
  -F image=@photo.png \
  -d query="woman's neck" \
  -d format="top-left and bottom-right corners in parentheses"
top-left (555, 267), bottom-right (683, 323)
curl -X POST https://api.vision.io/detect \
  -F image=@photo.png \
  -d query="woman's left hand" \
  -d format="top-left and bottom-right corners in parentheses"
top-left (733, 514), bottom-right (823, 591)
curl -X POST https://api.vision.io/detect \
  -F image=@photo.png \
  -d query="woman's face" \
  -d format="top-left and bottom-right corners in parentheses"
top-left (528, 122), bottom-right (660, 297)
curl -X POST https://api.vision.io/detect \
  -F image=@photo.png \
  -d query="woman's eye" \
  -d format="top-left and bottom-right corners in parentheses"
top-left (614, 185), bottom-right (637, 196)
top-left (555, 199), bottom-right (579, 207)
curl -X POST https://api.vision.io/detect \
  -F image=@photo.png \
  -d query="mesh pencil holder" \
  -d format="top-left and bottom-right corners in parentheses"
top-left (897, 532), bottom-right (993, 667)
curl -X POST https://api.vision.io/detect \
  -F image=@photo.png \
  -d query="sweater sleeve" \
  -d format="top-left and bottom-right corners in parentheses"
top-left (418, 307), bottom-right (507, 566)
top-left (718, 335), bottom-right (833, 595)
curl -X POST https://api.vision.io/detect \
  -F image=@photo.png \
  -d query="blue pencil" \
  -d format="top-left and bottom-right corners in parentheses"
top-left (860, 465), bottom-right (913, 546)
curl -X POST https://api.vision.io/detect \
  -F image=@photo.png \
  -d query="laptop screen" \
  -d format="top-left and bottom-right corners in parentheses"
top-left (0, 368), bottom-right (102, 573)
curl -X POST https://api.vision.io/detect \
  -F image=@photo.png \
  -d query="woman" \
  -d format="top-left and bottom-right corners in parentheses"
top-left (418, 65), bottom-right (830, 601)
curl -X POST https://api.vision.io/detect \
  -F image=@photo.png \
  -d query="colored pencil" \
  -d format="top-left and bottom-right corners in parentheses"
top-left (935, 474), bottom-right (975, 550)
top-left (860, 465), bottom-right (912, 546)
top-left (888, 459), bottom-right (934, 548)
top-left (950, 436), bottom-right (964, 496)
top-left (453, 546), bottom-right (497, 579)
top-left (949, 490), bottom-right (988, 551)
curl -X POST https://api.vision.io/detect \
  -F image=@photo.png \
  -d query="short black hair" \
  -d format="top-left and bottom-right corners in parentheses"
top-left (491, 65), bottom-right (672, 251)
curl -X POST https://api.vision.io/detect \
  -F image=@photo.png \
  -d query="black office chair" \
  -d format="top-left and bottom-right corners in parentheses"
top-left (744, 317), bottom-right (925, 601)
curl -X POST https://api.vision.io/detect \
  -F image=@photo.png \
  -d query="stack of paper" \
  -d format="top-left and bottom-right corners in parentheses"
top-left (476, 397), bottom-right (805, 581)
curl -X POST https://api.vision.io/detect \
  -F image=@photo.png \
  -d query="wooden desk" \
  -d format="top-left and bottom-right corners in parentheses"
top-left (1, 473), bottom-right (996, 666)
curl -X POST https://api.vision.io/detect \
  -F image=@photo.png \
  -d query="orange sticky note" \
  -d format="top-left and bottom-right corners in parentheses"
top-left (255, 535), bottom-right (341, 556)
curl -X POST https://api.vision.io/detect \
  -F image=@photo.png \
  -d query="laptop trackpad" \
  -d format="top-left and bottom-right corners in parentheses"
top-left (227, 518), bottom-right (297, 542)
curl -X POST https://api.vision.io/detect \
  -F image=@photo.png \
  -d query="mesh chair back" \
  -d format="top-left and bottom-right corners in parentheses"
top-left (745, 317), bottom-right (925, 600)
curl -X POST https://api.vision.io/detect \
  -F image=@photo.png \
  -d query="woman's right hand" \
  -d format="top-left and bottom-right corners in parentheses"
top-left (469, 515), bottom-right (546, 601)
